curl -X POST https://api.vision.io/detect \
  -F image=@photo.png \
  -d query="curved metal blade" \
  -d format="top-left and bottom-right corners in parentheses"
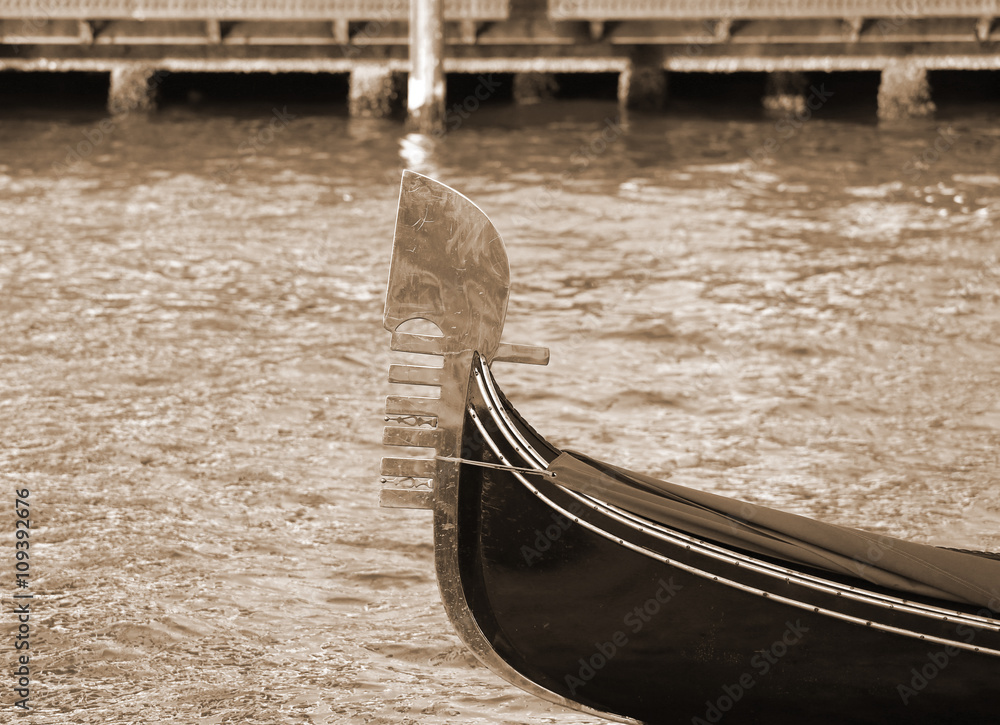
top-left (384, 170), bottom-right (509, 363)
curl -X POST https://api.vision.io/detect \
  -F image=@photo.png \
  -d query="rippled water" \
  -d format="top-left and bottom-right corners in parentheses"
top-left (2, 95), bottom-right (999, 723)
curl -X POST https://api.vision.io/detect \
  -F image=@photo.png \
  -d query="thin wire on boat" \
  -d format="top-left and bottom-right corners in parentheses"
top-left (436, 456), bottom-right (557, 477)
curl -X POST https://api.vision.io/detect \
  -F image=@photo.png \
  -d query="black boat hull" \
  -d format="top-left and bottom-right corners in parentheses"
top-left (459, 356), bottom-right (1000, 725)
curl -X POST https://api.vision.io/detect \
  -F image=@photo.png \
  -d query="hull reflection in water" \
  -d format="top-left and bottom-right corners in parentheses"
top-left (380, 171), bottom-right (1000, 725)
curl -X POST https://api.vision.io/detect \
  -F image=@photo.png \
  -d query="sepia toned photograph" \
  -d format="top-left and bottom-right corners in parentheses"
top-left (2, 1), bottom-right (999, 723)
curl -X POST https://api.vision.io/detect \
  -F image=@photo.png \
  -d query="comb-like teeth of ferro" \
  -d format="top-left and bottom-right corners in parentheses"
top-left (382, 426), bottom-right (441, 449)
top-left (494, 342), bottom-right (550, 366)
top-left (382, 357), bottom-right (441, 508)
top-left (381, 456), bottom-right (437, 478)
top-left (390, 332), bottom-right (444, 356)
top-left (379, 488), bottom-right (434, 509)
top-left (388, 364), bottom-right (443, 387)
top-left (385, 395), bottom-right (439, 418)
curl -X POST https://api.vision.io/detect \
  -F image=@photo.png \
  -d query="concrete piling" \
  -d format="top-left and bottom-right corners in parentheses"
top-left (878, 59), bottom-right (935, 120)
top-left (513, 72), bottom-right (559, 104)
top-left (618, 64), bottom-right (667, 111)
top-left (349, 65), bottom-right (403, 118)
top-left (763, 71), bottom-right (808, 115)
top-left (107, 66), bottom-right (159, 115)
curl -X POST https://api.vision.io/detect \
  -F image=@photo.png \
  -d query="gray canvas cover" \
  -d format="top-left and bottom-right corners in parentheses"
top-left (551, 451), bottom-right (1000, 611)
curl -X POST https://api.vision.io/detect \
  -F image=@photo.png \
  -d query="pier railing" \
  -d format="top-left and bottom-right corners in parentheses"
top-left (549, 0), bottom-right (999, 19)
top-left (548, 0), bottom-right (997, 45)
top-left (0, 0), bottom-right (510, 19)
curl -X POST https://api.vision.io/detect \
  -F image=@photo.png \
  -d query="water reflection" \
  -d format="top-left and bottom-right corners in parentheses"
top-left (399, 131), bottom-right (444, 178)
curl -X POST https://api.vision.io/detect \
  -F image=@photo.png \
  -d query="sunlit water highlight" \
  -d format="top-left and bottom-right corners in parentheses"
top-left (1, 98), bottom-right (999, 723)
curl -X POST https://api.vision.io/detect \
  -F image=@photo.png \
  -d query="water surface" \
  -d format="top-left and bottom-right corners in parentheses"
top-left (2, 96), bottom-right (999, 723)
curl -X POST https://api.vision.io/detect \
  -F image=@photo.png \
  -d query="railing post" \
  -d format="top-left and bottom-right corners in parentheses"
top-left (408, 0), bottom-right (446, 134)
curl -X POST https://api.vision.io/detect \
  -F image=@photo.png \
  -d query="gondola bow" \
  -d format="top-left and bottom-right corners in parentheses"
top-left (380, 171), bottom-right (1000, 725)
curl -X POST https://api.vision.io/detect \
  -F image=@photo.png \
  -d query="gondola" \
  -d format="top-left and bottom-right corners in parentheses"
top-left (379, 171), bottom-right (1000, 725)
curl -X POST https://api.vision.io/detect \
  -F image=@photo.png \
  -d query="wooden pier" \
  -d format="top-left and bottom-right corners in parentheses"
top-left (1, 0), bottom-right (999, 124)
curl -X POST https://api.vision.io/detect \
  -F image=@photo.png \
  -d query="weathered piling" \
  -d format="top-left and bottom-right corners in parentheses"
top-left (618, 63), bottom-right (667, 111)
top-left (513, 72), bottom-right (559, 104)
top-left (349, 65), bottom-right (402, 118)
top-left (108, 65), bottom-right (159, 115)
top-left (408, 0), bottom-right (446, 133)
top-left (878, 59), bottom-right (935, 120)
top-left (763, 71), bottom-right (808, 115)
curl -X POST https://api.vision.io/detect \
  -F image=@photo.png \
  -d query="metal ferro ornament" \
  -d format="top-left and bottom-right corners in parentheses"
top-left (379, 171), bottom-right (635, 723)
